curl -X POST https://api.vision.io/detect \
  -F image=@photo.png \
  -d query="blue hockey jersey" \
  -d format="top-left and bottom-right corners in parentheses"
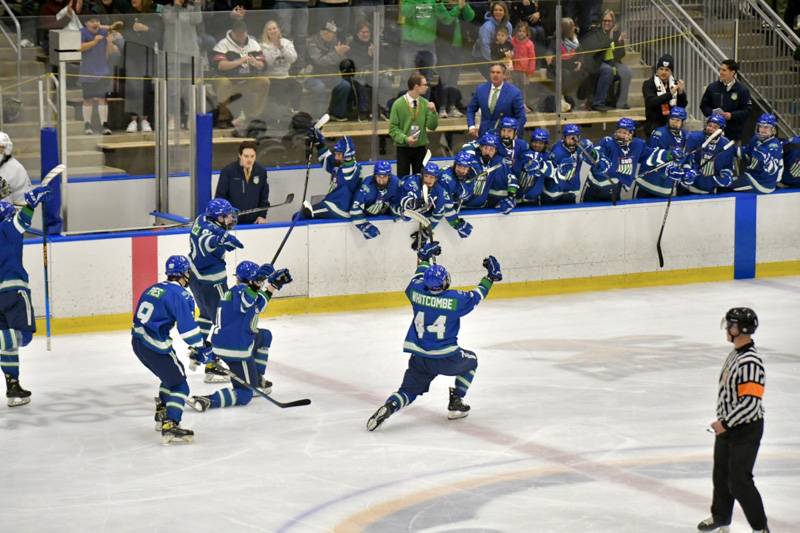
top-left (515, 150), bottom-right (547, 203)
top-left (188, 216), bottom-right (239, 284)
top-left (403, 261), bottom-right (493, 358)
top-left (783, 136), bottom-right (800, 187)
top-left (317, 145), bottom-right (362, 218)
top-left (501, 138), bottom-right (530, 181)
top-left (132, 281), bottom-right (205, 354)
top-left (400, 174), bottom-right (456, 230)
top-left (738, 135), bottom-right (784, 194)
top-left (210, 284), bottom-right (270, 359)
top-left (541, 141), bottom-right (583, 201)
top-left (460, 154), bottom-right (514, 209)
top-left (589, 137), bottom-right (671, 192)
top-left (637, 126), bottom-right (687, 197)
top-left (0, 205), bottom-right (32, 293)
top-left (350, 174), bottom-right (403, 225)
top-left (682, 131), bottom-right (736, 194)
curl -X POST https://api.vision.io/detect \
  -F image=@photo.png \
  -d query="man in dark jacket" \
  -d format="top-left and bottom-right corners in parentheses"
top-left (700, 59), bottom-right (752, 142)
top-left (214, 141), bottom-right (270, 225)
top-left (642, 54), bottom-right (687, 135)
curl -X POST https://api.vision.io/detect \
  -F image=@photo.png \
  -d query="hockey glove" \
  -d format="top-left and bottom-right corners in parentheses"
top-left (356, 221), bottom-right (380, 240)
top-left (255, 263), bottom-right (275, 281)
top-left (267, 268), bottom-right (292, 290)
top-left (417, 241), bottom-right (442, 262)
top-left (668, 147), bottom-right (685, 162)
top-left (666, 164), bottom-right (685, 182)
top-left (497, 197), bottom-right (515, 215)
top-left (219, 232), bottom-right (244, 250)
top-left (523, 155), bottom-right (543, 176)
top-left (451, 217), bottom-right (472, 238)
top-left (558, 160), bottom-right (575, 177)
top-left (578, 139), bottom-right (596, 162)
top-left (24, 186), bottom-right (51, 208)
top-left (0, 176), bottom-right (9, 199)
top-left (189, 345), bottom-right (213, 370)
top-left (715, 168), bottom-right (734, 188)
top-left (307, 127), bottom-right (325, 148)
top-left (482, 255), bottom-right (502, 282)
top-left (681, 168), bottom-right (698, 186)
top-left (593, 157), bottom-right (611, 175)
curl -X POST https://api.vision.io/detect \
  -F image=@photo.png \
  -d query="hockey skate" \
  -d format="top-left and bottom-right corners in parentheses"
top-left (697, 516), bottom-right (730, 532)
top-left (161, 420), bottom-right (194, 445)
top-left (5, 373), bottom-right (31, 407)
top-left (366, 399), bottom-right (399, 431)
top-left (187, 395), bottom-right (212, 412)
top-left (154, 397), bottom-right (166, 431)
top-left (204, 364), bottom-right (229, 384)
top-left (447, 387), bottom-right (470, 420)
top-left (258, 376), bottom-right (273, 394)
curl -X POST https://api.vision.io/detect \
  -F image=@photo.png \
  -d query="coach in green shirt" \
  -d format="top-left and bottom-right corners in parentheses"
top-left (389, 73), bottom-right (439, 178)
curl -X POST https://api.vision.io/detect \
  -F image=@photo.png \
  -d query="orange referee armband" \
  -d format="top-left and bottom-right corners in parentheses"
top-left (737, 382), bottom-right (765, 398)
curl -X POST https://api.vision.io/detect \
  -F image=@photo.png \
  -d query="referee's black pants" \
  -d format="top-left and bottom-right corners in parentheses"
top-left (396, 145), bottom-right (426, 179)
top-left (710, 418), bottom-right (768, 530)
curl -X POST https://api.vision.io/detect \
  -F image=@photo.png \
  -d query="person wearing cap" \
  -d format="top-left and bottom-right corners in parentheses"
top-left (697, 308), bottom-right (769, 533)
top-left (642, 53), bottom-right (687, 135)
top-left (700, 59), bottom-right (752, 142)
top-left (305, 20), bottom-right (351, 119)
top-left (389, 73), bottom-right (439, 179)
top-left (212, 18), bottom-right (269, 129)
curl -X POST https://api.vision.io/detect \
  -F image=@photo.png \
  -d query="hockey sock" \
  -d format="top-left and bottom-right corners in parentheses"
top-left (159, 385), bottom-right (171, 405)
top-left (387, 391), bottom-right (411, 410)
top-left (82, 103), bottom-right (93, 124)
top-left (98, 103), bottom-right (109, 125)
top-left (208, 388), bottom-right (238, 408)
top-left (0, 330), bottom-right (20, 379)
top-left (454, 370), bottom-right (476, 398)
top-left (253, 329), bottom-right (272, 377)
top-left (164, 382), bottom-right (190, 423)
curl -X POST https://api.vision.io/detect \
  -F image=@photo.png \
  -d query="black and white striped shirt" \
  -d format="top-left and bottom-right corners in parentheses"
top-left (716, 342), bottom-right (765, 428)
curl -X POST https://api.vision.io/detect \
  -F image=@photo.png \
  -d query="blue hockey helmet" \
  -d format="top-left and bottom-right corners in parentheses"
top-left (499, 117), bottom-right (519, 131)
top-left (755, 113), bottom-right (777, 141)
top-left (235, 260), bottom-right (260, 282)
top-left (530, 128), bottom-right (550, 144)
top-left (478, 132), bottom-right (502, 150)
top-left (423, 264), bottom-right (451, 292)
top-left (669, 106), bottom-right (687, 121)
top-left (562, 124), bottom-right (581, 138)
top-left (205, 198), bottom-right (237, 218)
top-left (707, 113), bottom-right (727, 130)
top-left (373, 160), bottom-right (392, 176)
top-left (0, 200), bottom-right (14, 221)
top-left (165, 255), bottom-right (190, 277)
top-left (255, 262), bottom-right (275, 281)
top-left (454, 150), bottom-right (477, 168)
top-left (616, 117), bottom-right (637, 132)
top-left (423, 162), bottom-right (441, 179)
top-left (333, 136), bottom-right (356, 159)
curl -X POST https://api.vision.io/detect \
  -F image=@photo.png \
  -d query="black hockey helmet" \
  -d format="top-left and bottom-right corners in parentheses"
top-left (721, 307), bottom-right (758, 335)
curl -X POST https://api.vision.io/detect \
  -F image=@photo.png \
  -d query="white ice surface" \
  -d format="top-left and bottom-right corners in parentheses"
top-left (2, 277), bottom-right (799, 532)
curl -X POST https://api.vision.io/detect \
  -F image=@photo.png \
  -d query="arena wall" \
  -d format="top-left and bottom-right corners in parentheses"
top-left (21, 189), bottom-right (800, 334)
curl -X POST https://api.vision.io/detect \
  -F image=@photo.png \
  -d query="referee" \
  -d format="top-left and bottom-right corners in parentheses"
top-left (697, 308), bottom-right (769, 533)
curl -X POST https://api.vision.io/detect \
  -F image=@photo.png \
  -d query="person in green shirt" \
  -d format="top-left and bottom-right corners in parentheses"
top-left (437, 0), bottom-right (475, 118)
top-left (400, 0), bottom-right (446, 72)
top-left (389, 73), bottom-right (439, 178)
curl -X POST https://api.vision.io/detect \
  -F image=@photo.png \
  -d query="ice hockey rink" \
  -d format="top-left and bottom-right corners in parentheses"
top-left (2, 276), bottom-right (799, 533)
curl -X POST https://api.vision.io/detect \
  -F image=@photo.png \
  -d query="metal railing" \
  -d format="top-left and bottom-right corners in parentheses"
top-left (0, 0), bottom-right (21, 99)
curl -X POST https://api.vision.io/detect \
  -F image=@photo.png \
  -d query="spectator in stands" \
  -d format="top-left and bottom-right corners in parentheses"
top-left (329, 58), bottom-right (360, 121)
top-left (0, 133), bottom-right (32, 205)
top-left (389, 73), bottom-right (439, 178)
top-left (346, 20), bottom-right (389, 121)
top-left (546, 17), bottom-right (583, 113)
top-left (581, 10), bottom-right (631, 111)
top-left (642, 54), bottom-right (687, 135)
top-left (274, 0), bottom-right (309, 71)
top-left (467, 63), bottom-right (526, 137)
top-left (491, 27), bottom-right (514, 71)
top-left (316, 0), bottom-right (350, 38)
top-left (306, 20), bottom-right (350, 119)
top-left (121, 0), bottom-right (162, 137)
top-left (212, 18), bottom-right (269, 129)
top-left (162, 0), bottom-right (203, 132)
top-left (399, 0), bottom-right (442, 72)
top-left (80, 15), bottom-right (118, 135)
top-left (55, 0), bottom-right (85, 31)
top-left (563, 0), bottom-right (602, 38)
top-left (477, 1), bottom-right (513, 78)
top-left (510, 0), bottom-right (547, 59)
top-left (261, 19), bottom-right (301, 121)
top-left (700, 59), bottom-right (753, 142)
top-left (215, 140), bottom-right (270, 225)
top-left (92, 0), bottom-right (130, 24)
top-left (436, 0), bottom-right (475, 118)
top-left (511, 22), bottom-right (536, 111)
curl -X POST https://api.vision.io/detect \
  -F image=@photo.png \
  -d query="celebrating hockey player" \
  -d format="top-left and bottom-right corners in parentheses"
top-left (188, 260), bottom-right (292, 411)
top-left (732, 113), bottom-right (783, 194)
top-left (367, 241), bottom-right (502, 431)
top-left (682, 114), bottom-right (735, 195)
top-left (498, 117), bottom-right (530, 180)
top-left (132, 255), bottom-right (212, 444)
top-left (439, 150), bottom-right (478, 208)
top-left (302, 132), bottom-right (362, 219)
top-left (636, 106), bottom-right (688, 198)
top-left (539, 124), bottom-right (590, 205)
top-left (458, 133), bottom-right (516, 213)
top-left (515, 128), bottom-right (552, 205)
top-left (188, 198), bottom-right (243, 383)
top-left (0, 186), bottom-right (49, 407)
top-left (400, 162), bottom-right (472, 240)
top-left (0, 132), bottom-right (32, 204)
top-left (349, 160), bottom-right (402, 240)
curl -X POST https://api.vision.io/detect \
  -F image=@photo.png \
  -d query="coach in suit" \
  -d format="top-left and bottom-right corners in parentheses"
top-left (466, 63), bottom-right (526, 138)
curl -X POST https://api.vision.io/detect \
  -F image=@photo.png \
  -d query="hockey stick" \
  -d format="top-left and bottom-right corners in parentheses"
top-left (413, 150), bottom-right (434, 252)
top-left (214, 362), bottom-right (311, 408)
top-left (454, 163), bottom-right (503, 215)
top-left (655, 130), bottom-right (725, 268)
top-left (41, 164), bottom-right (66, 187)
top-left (639, 129), bottom-right (723, 182)
top-left (39, 164), bottom-right (64, 351)
top-left (575, 141), bottom-right (620, 205)
top-left (236, 193), bottom-right (296, 219)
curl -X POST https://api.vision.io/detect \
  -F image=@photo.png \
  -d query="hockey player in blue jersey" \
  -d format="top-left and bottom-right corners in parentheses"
top-left (349, 160), bottom-right (402, 240)
top-left (498, 117), bottom-right (530, 180)
top-left (636, 107), bottom-right (688, 198)
top-left (782, 135), bottom-right (800, 188)
top-left (539, 124), bottom-right (591, 205)
top-left (516, 128), bottom-right (551, 205)
top-left (0, 186), bottom-right (49, 407)
top-left (302, 132), bottom-right (362, 219)
top-left (585, 118), bottom-right (679, 203)
top-left (400, 162), bottom-right (472, 239)
top-left (366, 242), bottom-right (502, 431)
top-left (188, 260), bottom-right (292, 411)
top-left (732, 113), bottom-right (784, 194)
top-left (681, 114), bottom-right (736, 195)
top-left (458, 133), bottom-right (516, 213)
top-left (188, 197), bottom-right (243, 383)
top-left (132, 255), bottom-right (213, 444)
top-left (438, 151), bottom-right (477, 203)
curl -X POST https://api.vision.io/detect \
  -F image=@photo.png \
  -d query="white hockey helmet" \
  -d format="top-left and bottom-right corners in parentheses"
top-left (0, 132), bottom-right (12, 156)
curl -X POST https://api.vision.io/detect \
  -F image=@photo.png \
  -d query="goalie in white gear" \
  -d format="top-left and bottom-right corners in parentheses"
top-left (0, 132), bottom-right (32, 205)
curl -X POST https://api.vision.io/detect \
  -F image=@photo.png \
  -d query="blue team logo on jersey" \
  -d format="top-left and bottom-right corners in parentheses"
top-left (791, 160), bottom-right (800, 177)
top-left (618, 157), bottom-right (633, 176)
top-left (147, 287), bottom-right (165, 298)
